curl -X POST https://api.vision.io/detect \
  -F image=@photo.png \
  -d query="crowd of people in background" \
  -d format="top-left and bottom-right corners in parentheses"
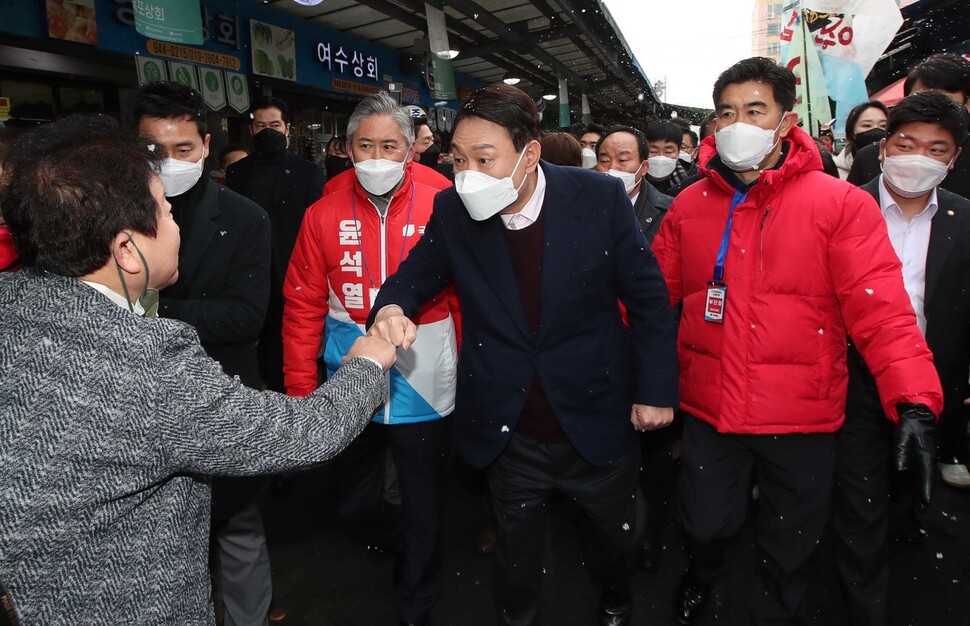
top-left (1, 50), bottom-right (969, 626)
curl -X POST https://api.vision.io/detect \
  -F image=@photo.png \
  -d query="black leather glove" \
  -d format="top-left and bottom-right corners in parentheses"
top-left (894, 403), bottom-right (939, 510)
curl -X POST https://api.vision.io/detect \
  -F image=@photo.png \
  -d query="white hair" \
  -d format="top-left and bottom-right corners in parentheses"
top-left (346, 92), bottom-right (415, 146)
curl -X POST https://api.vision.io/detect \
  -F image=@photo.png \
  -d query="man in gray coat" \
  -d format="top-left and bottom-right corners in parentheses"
top-left (0, 114), bottom-right (395, 626)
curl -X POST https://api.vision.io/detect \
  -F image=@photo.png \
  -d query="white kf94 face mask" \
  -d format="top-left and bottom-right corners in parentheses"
top-left (160, 155), bottom-right (204, 197)
top-left (606, 167), bottom-right (640, 195)
top-left (715, 115), bottom-right (786, 172)
top-left (581, 148), bottom-right (598, 169)
top-left (881, 152), bottom-right (953, 198)
top-left (354, 157), bottom-right (407, 196)
top-left (647, 155), bottom-right (678, 179)
top-left (455, 146), bottom-right (529, 221)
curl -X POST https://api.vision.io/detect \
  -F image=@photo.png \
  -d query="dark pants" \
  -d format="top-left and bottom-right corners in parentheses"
top-left (333, 418), bottom-right (450, 622)
top-left (640, 417), bottom-right (678, 546)
top-left (679, 415), bottom-right (834, 626)
top-left (257, 307), bottom-right (284, 393)
top-left (832, 348), bottom-right (917, 626)
top-left (487, 432), bottom-right (640, 626)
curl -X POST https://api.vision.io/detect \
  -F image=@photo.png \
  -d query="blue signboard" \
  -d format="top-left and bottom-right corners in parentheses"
top-left (0, 0), bottom-right (480, 108)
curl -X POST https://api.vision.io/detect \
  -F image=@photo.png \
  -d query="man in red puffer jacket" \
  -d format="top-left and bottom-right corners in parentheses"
top-left (652, 57), bottom-right (943, 626)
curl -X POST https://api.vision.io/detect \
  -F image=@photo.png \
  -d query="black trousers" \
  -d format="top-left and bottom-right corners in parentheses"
top-left (679, 415), bottom-right (834, 626)
top-left (257, 307), bottom-right (285, 393)
top-left (333, 417), bottom-right (450, 622)
top-left (639, 417), bottom-right (679, 546)
top-left (486, 432), bottom-right (640, 626)
top-left (832, 348), bottom-right (918, 626)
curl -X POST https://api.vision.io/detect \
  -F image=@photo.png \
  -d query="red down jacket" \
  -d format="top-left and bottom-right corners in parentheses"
top-left (0, 224), bottom-right (19, 272)
top-left (652, 125), bottom-right (942, 434)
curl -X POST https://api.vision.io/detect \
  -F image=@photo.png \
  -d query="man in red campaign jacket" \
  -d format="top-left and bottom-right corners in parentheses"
top-left (283, 92), bottom-right (457, 626)
top-left (652, 58), bottom-right (943, 626)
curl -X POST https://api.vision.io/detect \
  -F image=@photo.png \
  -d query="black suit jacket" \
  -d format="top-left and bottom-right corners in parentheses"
top-left (369, 161), bottom-right (679, 468)
top-left (160, 178), bottom-right (271, 388)
top-left (848, 133), bottom-right (970, 199)
top-left (854, 179), bottom-right (970, 431)
top-left (633, 180), bottom-right (673, 243)
top-left (225, 151), bottom-right (324, 291)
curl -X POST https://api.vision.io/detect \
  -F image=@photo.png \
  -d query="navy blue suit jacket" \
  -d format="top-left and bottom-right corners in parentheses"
top-left (369, 161), bottom-right (679, 468)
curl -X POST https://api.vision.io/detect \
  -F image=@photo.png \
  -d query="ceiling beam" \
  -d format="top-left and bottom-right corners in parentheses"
top-left (442, 0), bottom-right (591, 91)
top-left (343, 0), bottom-right (618, 112)
top-left (554, 0), bottom-right (654, 104)
top-left (459, 23), bottom-right (581, 59)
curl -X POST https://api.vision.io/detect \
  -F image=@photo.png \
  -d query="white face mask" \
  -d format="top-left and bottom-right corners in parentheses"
top-left (581, 148), bottom-right (598, 169)
top-left (354, 157), bottom-right (407, 196)
top-left (160, 155), bottom-right (204, 197)
top-left (679, 150), bottom-right (693, 163)
top-left (647, 155), bottom-right (677, 179)
top-left (606, 167), bottom-right (641, 195)
top-left (456, 146), bottom-right (529, 221)
top-left (881, 152), bottom-right (952, 198)
top-left (715, 115), bottom-right (786, 172)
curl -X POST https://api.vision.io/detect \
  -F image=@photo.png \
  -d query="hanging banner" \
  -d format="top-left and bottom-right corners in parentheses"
top-left (168, 61), bottom-right (200, 91)
top-left (558, 78), bottom-right (570, 129)
top-left (250, 20), bottom-right (297, 81)
top-left (424, 54), bottom-right (456, 102)
top-left (781, 10), bottom-right (832, 137)
top-left (46, 0), bottom-right (98, 45)
top-left (135, 55), bottom-right (169, 84)
top-left (424, 0), bottom-right (457, 101)
top-left (133, 0), bottom-right (204, 46)
top-left (225, 71), bottom-right (251, 113)
top-left (781, 0), bottom-right (902, 135)
top-left (199, 66), bottom-right (227, 110)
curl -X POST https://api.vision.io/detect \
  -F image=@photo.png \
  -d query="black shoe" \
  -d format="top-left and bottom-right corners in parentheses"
top-left (638, 540), bottom-right (662, 572)
top-left (673, 570), bottom-right (711, 625)
top-left (598, 600), bottom-right (631, 626)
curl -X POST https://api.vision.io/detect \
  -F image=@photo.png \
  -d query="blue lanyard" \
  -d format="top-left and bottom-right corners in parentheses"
top-left (350, 182), bottom-right (415, 288)
top-left (713, 189), bottom-right (749, 283)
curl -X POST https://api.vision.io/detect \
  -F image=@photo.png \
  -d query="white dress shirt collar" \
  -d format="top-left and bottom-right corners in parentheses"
top-left (79, 280), bottom-right (146, 315)
top-left (877, 175), bottom-right (938, 335)
top-left (499, 166), bottom-right (546, 230)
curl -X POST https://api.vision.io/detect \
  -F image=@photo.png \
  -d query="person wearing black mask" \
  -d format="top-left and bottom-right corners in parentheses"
top-left (412, 117), bottom-right (446, 172)
top-left (833, 100), bottom-right (888, 180)
top-left (226, 96), bottom-right (325, 395)
top-left (325, 135), bottom-right (353, 179)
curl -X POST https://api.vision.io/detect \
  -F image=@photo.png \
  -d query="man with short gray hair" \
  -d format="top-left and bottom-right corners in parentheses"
top-left (282, 92), bottom-right (458, 626)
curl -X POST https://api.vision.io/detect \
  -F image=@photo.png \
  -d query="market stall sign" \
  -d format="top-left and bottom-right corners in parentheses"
top-left (316, 42), bottom-right (380, 82)
top-left (146, 39), bottom-right (240, 70)
top-left (332, 78), bottom-right (380, 96)
top-left (133, 0), bottom-right (204, 45)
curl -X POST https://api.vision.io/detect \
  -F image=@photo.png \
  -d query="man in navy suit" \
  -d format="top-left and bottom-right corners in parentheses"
top-left (368, 84), bottom-right (679, 626)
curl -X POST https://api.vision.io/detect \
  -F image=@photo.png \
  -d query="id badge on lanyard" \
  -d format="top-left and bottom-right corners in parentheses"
top-left (704, 281), bottom-right (727, 324)
top-left (706, 189), bottom-right (748, 324)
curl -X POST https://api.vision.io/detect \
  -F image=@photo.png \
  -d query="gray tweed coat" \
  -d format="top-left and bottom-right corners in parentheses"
top-left (0, 270), bottom-right (388, 625)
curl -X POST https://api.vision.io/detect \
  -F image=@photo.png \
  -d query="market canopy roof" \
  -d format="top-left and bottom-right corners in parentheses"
top-left (263, 0), bottom-right (664, 124)
top-left (867, 0), bottom-right (970, 95)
